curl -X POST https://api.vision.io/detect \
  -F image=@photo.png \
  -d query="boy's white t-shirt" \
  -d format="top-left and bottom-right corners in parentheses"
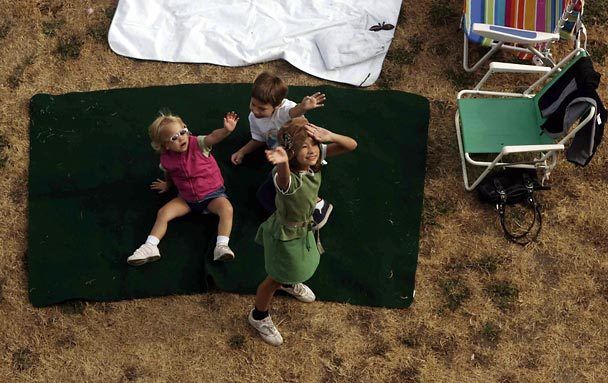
top-left (249, 99), bottom-right (297, 148)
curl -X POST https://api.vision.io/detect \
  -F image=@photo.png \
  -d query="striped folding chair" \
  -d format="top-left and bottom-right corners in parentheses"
top-left (462, 0), bottom-right (586, 72)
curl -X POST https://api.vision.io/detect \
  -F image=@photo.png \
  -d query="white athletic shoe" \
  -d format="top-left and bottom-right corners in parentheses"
top-left (127, 243), bottom-right (161, 266)
top-left (213, 244), bottom-right (235, 261)
top-left (248, 310), bottom-right (283, 346)
top-left (279, 283), bottom-right (316, 303)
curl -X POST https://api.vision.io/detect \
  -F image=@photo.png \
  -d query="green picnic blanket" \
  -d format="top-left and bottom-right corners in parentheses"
top-left (27, 84), bottom-right (429, 308)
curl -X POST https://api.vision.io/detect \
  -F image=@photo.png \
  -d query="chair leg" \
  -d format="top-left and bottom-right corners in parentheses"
top-left (455, 111), bottom-right (470, 189)
top-left (463, 34), bottom-right (504, 73)
top-left (527, 45), bottom-right (556, 67)
top-left (539, 153), bottom-right (557, 185)
top-left (455, 111), bottom-right (494, 191)
top-left (455, 111), bottom-right (506, 191)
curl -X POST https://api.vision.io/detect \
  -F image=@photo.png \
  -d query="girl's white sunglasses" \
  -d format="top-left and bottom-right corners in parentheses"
top-left (167, 127), bottom-right (189, 142)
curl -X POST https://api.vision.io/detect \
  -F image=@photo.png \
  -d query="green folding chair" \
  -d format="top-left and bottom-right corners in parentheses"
top-left (455, 48), bottom-right (595, 191)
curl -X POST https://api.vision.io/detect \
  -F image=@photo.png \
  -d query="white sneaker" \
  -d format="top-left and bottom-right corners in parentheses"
top-left (248, 310), bottom-right (283, 346)
top-left (279, 283), bottom-right (316, 303)
top-left (213, 244), bottom-right (235, 261)
top-left (127, 243), bottom-right (161, 266)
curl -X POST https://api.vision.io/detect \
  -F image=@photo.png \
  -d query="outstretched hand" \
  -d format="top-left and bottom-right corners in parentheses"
top-left (265, 146), bottom-right (289, 165)
top-left (301, 92), bottom-right (326, 111)
top-left (305, 123), bottom-right (333, 142)
top-left (224, 111), bottom-right (239, 132)
top-left (231, 151), bottom-right (244, 165)
top-left (150, 178), bottom-right (169, 194)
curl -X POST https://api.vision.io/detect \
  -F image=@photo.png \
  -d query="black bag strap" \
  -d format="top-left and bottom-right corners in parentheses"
top-left (495, 178), bottom-right (542, 245)
top-left (493, 178), bottom-right (507, 204)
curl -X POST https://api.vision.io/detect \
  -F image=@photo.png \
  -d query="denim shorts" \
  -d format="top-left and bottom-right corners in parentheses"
top-left (186, 186), bottom-right (228, 214)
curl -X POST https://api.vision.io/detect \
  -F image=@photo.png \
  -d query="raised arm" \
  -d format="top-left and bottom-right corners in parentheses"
top-left (265, 146), bottom-right (291, 192)
top-left (288, 92), bottom-right (326, 118)
top-left (305, 123), bottom-right (357, 157)
top-left (203, 111), bottom-right (239, 148)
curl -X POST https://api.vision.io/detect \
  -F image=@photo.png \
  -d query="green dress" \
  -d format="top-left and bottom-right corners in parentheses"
top-left (255, 168), bottom-right (321, 284)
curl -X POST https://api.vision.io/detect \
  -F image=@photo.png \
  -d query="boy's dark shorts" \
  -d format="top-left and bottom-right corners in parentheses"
top-left (256, 172), bottom-right (276, 214)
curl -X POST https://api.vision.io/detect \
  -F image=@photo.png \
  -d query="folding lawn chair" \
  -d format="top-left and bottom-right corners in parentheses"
top-left (455, 48), bottom-right (604, 191)
top-left (462, 0), bottom-right (586, 72)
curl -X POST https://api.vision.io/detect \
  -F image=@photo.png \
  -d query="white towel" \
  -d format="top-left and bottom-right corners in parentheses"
top-left (315, 28), bottom-right (393, 70)
top-left (108, 0), bottom-right (402, 87)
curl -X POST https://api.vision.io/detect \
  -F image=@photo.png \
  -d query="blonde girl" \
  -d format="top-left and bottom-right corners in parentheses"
top-left (127, 111), bottom-right (238, 265)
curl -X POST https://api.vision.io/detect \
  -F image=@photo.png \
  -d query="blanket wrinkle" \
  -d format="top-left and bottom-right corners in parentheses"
top-left (109, 0), bottom-right (402, 86)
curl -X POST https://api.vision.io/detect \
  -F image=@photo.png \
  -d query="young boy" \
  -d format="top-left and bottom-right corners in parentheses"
top-left (231, 72), bottom-right (333, 229)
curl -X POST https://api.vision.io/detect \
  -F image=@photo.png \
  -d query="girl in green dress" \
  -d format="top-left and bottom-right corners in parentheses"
top-left (248, 117), bottom-right (358, 346)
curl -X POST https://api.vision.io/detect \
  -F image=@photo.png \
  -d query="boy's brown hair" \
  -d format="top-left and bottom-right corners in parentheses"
top-left (279, 117), bottom-right (322, 172)
top-left (251, 72), bottom-right (288, 107)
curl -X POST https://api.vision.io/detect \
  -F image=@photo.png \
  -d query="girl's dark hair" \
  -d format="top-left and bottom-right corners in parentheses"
top-left (279, 117), bottom-right (322, 172)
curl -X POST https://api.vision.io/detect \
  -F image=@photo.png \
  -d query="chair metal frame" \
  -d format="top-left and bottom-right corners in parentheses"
top-left (462, 0), bottom-right (586, 72)
top-left (455, 48), bottom-right (594, 191)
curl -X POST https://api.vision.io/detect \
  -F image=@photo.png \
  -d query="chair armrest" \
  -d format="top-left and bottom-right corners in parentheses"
top-left (501, 144), bottom-right (564, 155)
top-left (457, 89), bottom-right (527, 99)
top-left (473, 62), bottom-right (552, 90)
top-left (473, 23), bottom-right (560, 44)
top-left (488, 62), bottom-right (552, 74)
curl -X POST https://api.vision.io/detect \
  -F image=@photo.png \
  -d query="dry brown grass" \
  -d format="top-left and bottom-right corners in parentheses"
top-left (1, 0), bottom-right (607, 382)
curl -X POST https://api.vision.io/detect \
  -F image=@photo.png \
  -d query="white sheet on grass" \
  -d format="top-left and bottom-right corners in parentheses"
top-left (108, 0), bottom-right (402, 87)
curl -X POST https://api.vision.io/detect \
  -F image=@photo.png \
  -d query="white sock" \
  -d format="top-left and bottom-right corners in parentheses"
top-left (146, 235), bottom-right (160, 246)
top-left (216, 236), bottom-right (229, 246)
top-left (315, 199), bottom-right (325, 211)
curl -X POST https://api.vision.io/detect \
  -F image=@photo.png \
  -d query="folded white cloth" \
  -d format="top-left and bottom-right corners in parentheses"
top-left (108, 0), bottom-right (402, 87)
top-left (315, 27), bottom-right (393, 70)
